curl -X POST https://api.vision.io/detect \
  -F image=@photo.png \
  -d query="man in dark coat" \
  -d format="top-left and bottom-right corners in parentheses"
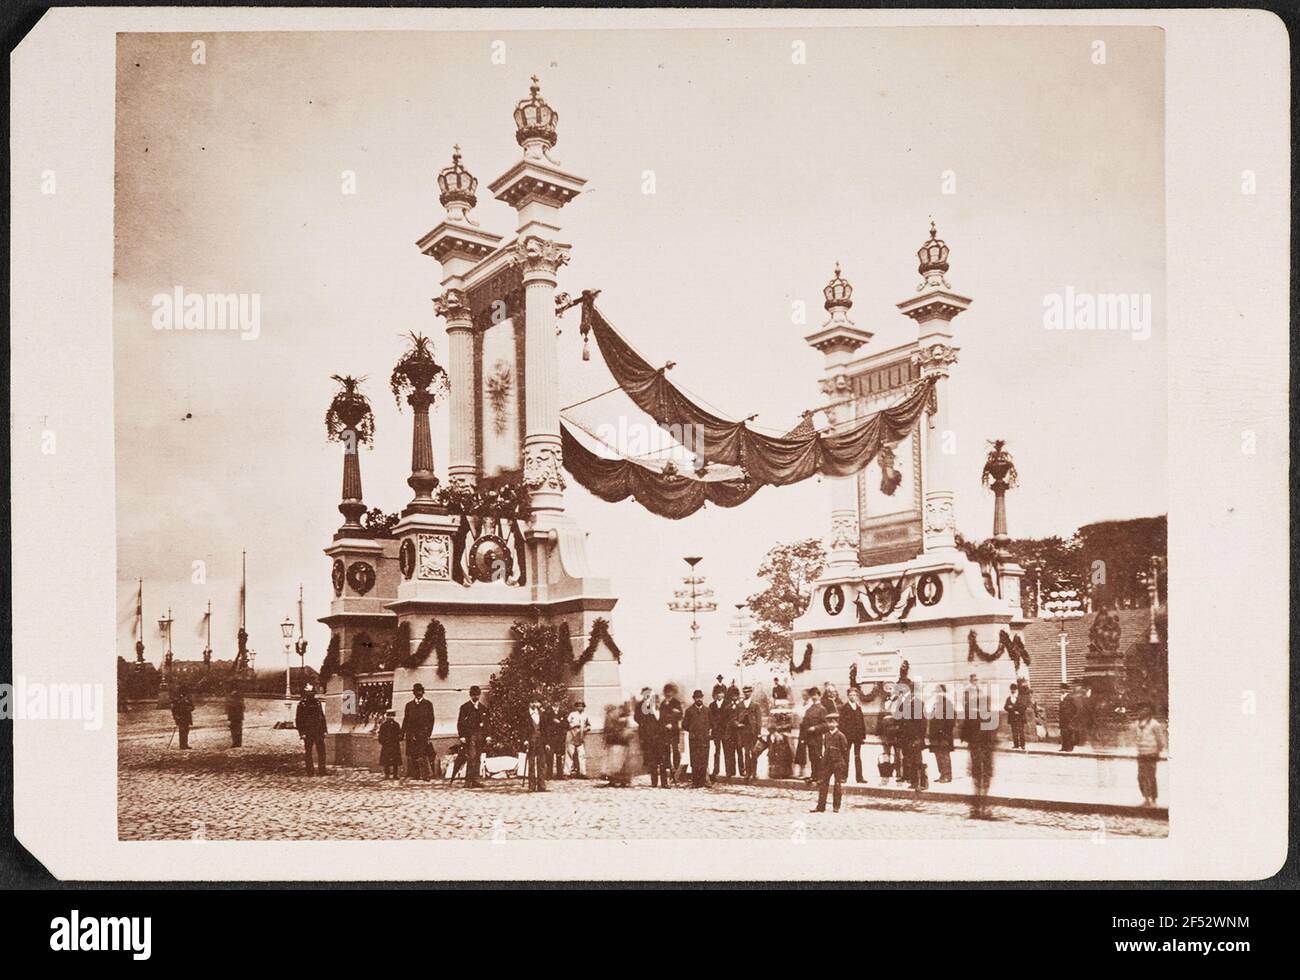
top-left (634, 689), bottom-right (670, 788)
top-left (455, 685), bottom-right (486, 787)
top-left (296, 684), bottom-right (328, 775)
top-left (1058, 684), bottom-right (1078, 752)
top-left (720, 690), bottom-right (741, 776)
top-left (895, 681), bottom-right (927, 790)
top-left (525, 698), bottom-right (547, 791)
top-left (682, 689), bottom-right (712, 787)
top-left (1005, 685), bottom-right (1027, 750)
top-left (838, 686), bottom-right (868, 784)
top-left (733, 685), bottom-right (763, 783)
top-left (799, 688), bottom-right (828, 783)
top-left (543, 699), bottom-right (568, 779)
top-left (401, 683), bottom-right (435, 780)
top-left (224, 684), bottom-right (245, 748)
top-left (708, 687), bottom-right (728, 777)
top-left (171, 686), bottom-right (194, 750)
top-left (660, 684), bottom-right (684, 779)
top-left (962, 679), bottom-right (999, 818)
top-left (812, 712), bottom-right (849, 813)
top-left (927, 684), bottom-right (956, 783)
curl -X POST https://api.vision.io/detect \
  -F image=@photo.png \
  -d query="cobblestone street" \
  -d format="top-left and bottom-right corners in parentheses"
top-left (119, 718), bottom-right (1166, 842)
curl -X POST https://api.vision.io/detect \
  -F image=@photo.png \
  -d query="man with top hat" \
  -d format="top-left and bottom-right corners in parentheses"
top-left (401, 683), bottom-right (435, 780)
top-left (708, 685), bottom-right (729, 778)
top-left (682, 689), bottom-right (712, 787)
top-left (456, 684), bottom-right (486, 787)
top-left (296, 683), bottom-right (328, 776)
top-left (813, 710), bottom-right (849, 813)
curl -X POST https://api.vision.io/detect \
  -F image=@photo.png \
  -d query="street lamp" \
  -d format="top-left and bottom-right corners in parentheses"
top-left (667, 556), bottom-right (717, 690)
top-left (156, 609), bottom-right (174, 670)
top-left (726, 603), bottom-right (754, 686)
top-left (280, 615), bottom-right (295, 722)
top-left (1041, 589), bottom-right (1084, 684)
top-left (1137, 555), bottom-right (1166, 644)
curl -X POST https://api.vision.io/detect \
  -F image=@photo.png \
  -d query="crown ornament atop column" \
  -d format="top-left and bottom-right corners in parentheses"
top-left (916, 218), bottom-right (951, 291)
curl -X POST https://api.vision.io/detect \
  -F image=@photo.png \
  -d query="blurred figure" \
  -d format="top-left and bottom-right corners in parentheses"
top-left (961, 678), bottom-right (998, 818)
top-left (224, 683), bottom-right (244, 748)
top-left (682, 689), bottom-right (712, 787)
top-left (839, 686), bottom-right (867, 784)
top-left (543, 697), bottom-right (567, 779)
top-left (401, 683), bottom-right (434, 781)
top-left (793, 689), bottom-right (812, 779)
top-left (171, 686), bottom-right (194, 750)
top-left (876, 685), bottom-right (898, 783)
top-left (1133, 703), bottom-right (1166, 806)
top-left (1058, 683), bottom-right (1078, 752)
top-left (525, 698), bottom-right (547, 792)
top-left (896, 681), bottom-right (927, 790)
top-left (928, 683), bottom-right (956, 783)
top-left (377, 708), bottom-right (402, 779)
top-left (296, 684), bottom-right (328, 776)
top-left (812, 712), bottom-right (848, 813)
top-left (603, 700), bottom-right (633, 787)
top-left (721, 688), bottom-right (741, 777)
top-left (661, 684), bottom-right (684, 781)
top-left (566, 700), bottom-right (591, 778)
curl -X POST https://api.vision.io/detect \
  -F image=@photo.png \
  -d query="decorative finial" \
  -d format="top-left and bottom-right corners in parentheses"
top-left (514, 75), bottom-right (559, 157)
top-left (823, 262), bottom-right (853, 312)
top-left (917, 218), bottom-right (951, 290)
top-left (438, 144), bottom-right (478, 221)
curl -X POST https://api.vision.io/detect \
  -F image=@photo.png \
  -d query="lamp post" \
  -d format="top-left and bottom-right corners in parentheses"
top-left (726, 603), bottom-right (754, 687)
top-left (1138, 555), bottom-right (1166, 644)
top-left (280, 616), bottom-right (295, 722)
top-left (1041, 590), bottom-right (1084, 684)
top-left (668, 556), bottom-right (717, 690)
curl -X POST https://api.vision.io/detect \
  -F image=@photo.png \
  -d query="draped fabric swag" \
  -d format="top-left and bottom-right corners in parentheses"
top-left (557, 295), bottom-right (938, 519)
top-left (577, 297), bottom-right (936, 485)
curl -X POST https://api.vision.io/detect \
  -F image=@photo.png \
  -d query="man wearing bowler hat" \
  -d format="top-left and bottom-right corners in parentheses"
top-left (682, 689), bottom-right (712, 787)
top-left (456, 684), bottom-right (486, 787)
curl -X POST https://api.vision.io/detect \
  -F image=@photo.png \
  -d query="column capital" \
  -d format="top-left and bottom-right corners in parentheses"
top-left (511, 235), bottom-right (570, 280)
top-left (911, 341), bottom-right (961, 379)
top-left (433, 287), bottom-right (470, 323)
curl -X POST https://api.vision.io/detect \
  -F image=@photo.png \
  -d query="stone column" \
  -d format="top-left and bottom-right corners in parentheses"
top-left (435, 288), bottom-right (476, 486)
top-left (515, 236), bottom-right (569, 518)
top-left (338, 431), bottom-right (365, 531)
top-left (823, 380), bottom-right (860, 568)
top-left (406, 390), bottom-right (439, 513)
top-left (913, 342), bottom-right (961, 552)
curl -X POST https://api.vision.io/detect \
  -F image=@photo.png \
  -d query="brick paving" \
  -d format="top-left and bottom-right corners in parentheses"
top-left (118, 721), bottom-right (1167, 842)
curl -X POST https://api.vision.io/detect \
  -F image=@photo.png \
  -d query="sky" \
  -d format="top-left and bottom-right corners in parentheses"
top-left (113, 27), bottom-right (1165, 688)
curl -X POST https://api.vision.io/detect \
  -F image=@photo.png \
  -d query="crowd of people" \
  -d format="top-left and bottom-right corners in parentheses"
top-left (166, 666), bottom-right (1166, 811)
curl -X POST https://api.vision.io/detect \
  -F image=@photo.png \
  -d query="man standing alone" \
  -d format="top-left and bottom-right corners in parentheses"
top-left (1058, 684), bottom-right (1078, 752)
top-left (812, 712), bottom-right (849, 813)
top-left (296, 684), bottom-right (328, 776)
top-left (401, 683), bottom-right (435, 780)
top-left (456, 685), bottom-right (486, 787)
top-left (1133, 703), bottom-right (1166, 807)
top-left (171, 686), bottom-right (194, 750)
top-left (224, 683), bottom-right (244, 748)
top-left (838, 686), bottom-right (867, 784)
top-left (735, 685), bottom-right (762, 783)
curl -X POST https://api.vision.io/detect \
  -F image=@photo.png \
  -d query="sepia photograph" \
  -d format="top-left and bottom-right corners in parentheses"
top-left (4, 5), bottom-right (1291, 913)
top-left (111, 25), bottom-right (1171, 843)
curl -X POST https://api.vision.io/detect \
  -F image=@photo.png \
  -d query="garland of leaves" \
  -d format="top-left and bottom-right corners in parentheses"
top-left (403, 619), bottom-right (450, 678)
top-left (791, 642), bottom-right (814, 674)
top-left (578, 618), bottom-right (621, 665)
top-left (320, 633), bottom-right (341, 687)
top-left (388, 621), bottom-right (412, 671)
top-left (967, 629), bottom-right (1031, 669)
top-left (436, 480), bottom-right (532, 520)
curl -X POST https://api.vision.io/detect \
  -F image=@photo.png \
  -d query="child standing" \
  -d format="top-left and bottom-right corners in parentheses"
top-left (377, 709), bottom-right (402, 779)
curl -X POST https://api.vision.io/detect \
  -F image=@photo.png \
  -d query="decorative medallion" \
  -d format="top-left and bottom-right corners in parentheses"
top-left (822, 584), bottom-right (845, 616)
top-left (878, 446), bottom-right (903, 496)
top-left (417, 533), bottom-right (451, 581)
top-left (331, 559), bottom-right (345, 597)
top-left (523, 444), bottom-right (566, 492)
top-left (867, 580), bottom-right (899, 618)
top-left (917, 572), bottom-right (944, 607)
top-left (346, 561), bottom-right (375, 596)
top-left (399, 538), bottom-right (416, 580)
top-left (467, 534), bottom-right (514, 583)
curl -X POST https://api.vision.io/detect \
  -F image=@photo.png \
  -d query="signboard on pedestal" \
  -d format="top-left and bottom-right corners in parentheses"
top-left (855, 650), bottom-right (901, 681)
top-left (855, 357), bottom-right (925, 564)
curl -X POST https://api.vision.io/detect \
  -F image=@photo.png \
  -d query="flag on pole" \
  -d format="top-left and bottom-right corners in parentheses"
top-left (195, 608), bottom-right (210, 639)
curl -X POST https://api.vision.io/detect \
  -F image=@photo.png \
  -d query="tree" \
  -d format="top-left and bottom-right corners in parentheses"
top-left (743, 538), bottom-right (827, 665)
top-left (483, 622), bottom-right (570, 753)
